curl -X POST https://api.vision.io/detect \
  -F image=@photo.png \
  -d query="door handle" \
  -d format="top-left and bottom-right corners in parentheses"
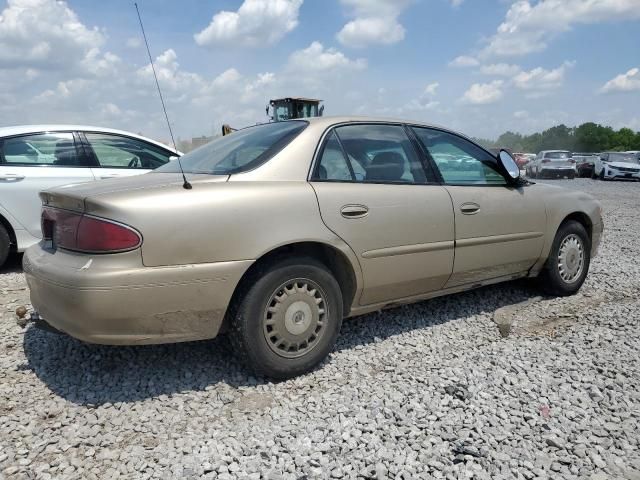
top-left (340, 204), bottom-right (369, 219)
top-left (460, 202), bottom-right (481, 215)
top-left (0, 174), bottom-right (25, 181)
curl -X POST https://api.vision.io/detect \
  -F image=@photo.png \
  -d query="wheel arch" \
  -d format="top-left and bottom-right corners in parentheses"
top-left (226, 241), bottom-right (359, 327)
top-left (561, 211), bottom-right (593, 242)
top-left (0, 212), bottom-right (17, 248)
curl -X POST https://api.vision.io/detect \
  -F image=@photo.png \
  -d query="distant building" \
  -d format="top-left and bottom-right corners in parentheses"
top-left (191, 135), bottom-right (213, 149)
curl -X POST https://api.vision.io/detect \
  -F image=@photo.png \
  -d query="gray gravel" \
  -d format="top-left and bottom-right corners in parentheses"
top-left (1, 178), bottom-right (640, 479)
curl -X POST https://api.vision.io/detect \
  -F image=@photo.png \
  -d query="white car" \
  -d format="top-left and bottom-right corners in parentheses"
top-left (593, 152), bottom-right (640, 181)
top-left (0, 125), bottom-right (180, 267)
top-left (526, 150), bottom-right (576, 179)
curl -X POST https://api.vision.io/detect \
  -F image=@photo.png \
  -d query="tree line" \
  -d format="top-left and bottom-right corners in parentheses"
top-left (475, 123), bottom-right (640, 154)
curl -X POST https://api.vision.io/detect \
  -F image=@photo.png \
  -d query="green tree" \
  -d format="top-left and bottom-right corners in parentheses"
top-left (496, 131), bottom-right (525, 151)
top-left (573, 123), bottom-right (615, 152)
top-left (613, 128), bottom-right (636, 151)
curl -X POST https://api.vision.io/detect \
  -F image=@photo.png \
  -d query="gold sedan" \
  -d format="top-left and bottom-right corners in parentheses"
top-left (24, 117), bottom-right (603, 379)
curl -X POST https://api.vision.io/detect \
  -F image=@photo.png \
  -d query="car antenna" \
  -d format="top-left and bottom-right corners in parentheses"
top-left (134, 2), bottom-right (191, 190)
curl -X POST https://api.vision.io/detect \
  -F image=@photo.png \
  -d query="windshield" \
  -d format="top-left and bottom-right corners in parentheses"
top-left (545, 151), bottom-right (571, 159)
top-left (608, 153), bottom-right (639, 164)
top-left (157, 121), bottom-right (307, 175)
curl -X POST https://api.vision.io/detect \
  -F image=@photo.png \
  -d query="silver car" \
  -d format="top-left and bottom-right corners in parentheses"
top-left (24, 117), bottom-right (603, 378)
top-left (526, 150), bottom-right (576, 179)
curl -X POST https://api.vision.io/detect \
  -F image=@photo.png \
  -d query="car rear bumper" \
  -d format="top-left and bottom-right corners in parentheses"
top-left (539, 166), bottom-right (576, 175)
top-left (23, 245), bottom-right (252, 345)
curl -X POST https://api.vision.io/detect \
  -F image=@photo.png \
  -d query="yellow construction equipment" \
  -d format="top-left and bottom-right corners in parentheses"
top-left (222, 97), bottom-right (324, 136)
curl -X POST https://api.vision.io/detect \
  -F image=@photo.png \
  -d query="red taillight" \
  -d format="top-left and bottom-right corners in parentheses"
top-left (541, 159), bottom-right (551, 163)
top-left (41, 207), bottom-right (141, 253)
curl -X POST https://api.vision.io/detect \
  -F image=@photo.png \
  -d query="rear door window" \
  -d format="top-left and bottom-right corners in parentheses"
top-left (84, 133), bottom-right (174, 169)
top-left (314, 124), bottom-right (429, 184)
top-left (1, 133), bottom-right (82, 166)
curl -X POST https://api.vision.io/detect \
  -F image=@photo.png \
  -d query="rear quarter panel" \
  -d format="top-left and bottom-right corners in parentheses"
top-left (83, 181), bottom-right (360, 271)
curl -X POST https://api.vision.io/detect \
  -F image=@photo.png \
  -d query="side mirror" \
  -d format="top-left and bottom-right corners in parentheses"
top-left (498, 149), bottom-right (520, 180)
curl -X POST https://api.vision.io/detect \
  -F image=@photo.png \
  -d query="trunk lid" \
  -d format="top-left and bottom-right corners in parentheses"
top-left (40, 173), bottom-right (229, 212)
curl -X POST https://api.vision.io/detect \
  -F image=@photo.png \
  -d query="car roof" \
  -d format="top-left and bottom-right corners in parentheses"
top-left (300, 116), bottom-right (479, 142)
top-left (0, 125), bottom-right (180, 154)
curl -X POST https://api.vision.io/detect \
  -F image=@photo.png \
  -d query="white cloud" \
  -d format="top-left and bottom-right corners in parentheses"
top-left (212, 68), bottom-right (243, 89)
top-left (461, 80), bottom-right (504, 104)
top-left (481, 0), bottom-right (640, 58)
top-left (0, 0), bottom-right (108, 72)
top-left (480, 63), bottom-right (521, 77)
top-left (424, 82), bottom-right (439, 96)
top-left (136, 49), bottom-right (203, 93)
top-left (287, 41), bottom-right (367, 72)
top-left (600, 67), bottom-right (640, 93)
top-left (400, 81), bottom-right (441, 113)
top-left (126, 37), bottom-right (142, 48)
top-left (336, 0), bottom-right (412, 48)
top-left (194, 0), bottom-right (303, 48)
top-left (513, 110), bottom-right (529, 119)
top-left (449, 55), bottom-right (479, 67)
top-left (450, 0), bottom-right (464, 6)
top-left (513, 61), bottom-right (575, 92)
top-left (81, 48), bottom-right (121, 78)
top-left (337, 17), bottom-right (405, 48)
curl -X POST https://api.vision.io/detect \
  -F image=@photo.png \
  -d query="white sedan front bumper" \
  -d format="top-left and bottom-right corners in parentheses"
top-left (603, 166), bottom-right (640, 180)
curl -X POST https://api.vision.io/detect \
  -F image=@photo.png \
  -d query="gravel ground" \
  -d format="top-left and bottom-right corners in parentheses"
top-left (1, 178), bottom-right (639, 480)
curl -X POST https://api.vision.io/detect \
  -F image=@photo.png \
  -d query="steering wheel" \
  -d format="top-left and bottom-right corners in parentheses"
top-left (128, 157), bottom-right (140, 168)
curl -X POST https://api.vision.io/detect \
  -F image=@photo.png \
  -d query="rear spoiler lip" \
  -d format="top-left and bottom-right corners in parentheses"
top-left (39, 191), bottom-right (86, 213)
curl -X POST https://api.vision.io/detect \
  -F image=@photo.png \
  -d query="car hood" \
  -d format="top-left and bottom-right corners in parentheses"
top-left (608, 161), bottom-right (640, 169)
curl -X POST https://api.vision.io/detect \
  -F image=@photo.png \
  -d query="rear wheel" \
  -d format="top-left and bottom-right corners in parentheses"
top-left (538, 220), bottom-right (590, 296)
top-left (0, 224), bottom-right (10, 269)
top-left (568, 171), bottom-right (575, 179)
top-left (228, 257), bottom-right (343, 379)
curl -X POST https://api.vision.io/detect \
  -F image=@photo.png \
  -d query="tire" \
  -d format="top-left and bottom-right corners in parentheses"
top-left (228, 257), bottom-right (343, 379)
top-left (0, 224), bottom-right (10, 269)
top-left (538, 220), bottom-right (590, 296)
top-left (599, 169), bottom-right (605, 180)
top-left (592, 169), bottom-right (598, 180)
top-left (568, 172), bottom-right (575, 179)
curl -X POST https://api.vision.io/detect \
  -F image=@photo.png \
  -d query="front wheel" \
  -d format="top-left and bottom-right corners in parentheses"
top-left (599, 169), bottom-right (606, 180)
top-left (228, 257), bottom-right (343, 379)
top-left (538, 220), bottom-right (590, 296)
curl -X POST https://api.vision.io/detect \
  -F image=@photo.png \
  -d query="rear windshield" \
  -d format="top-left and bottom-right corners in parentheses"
top-left (545, 152), bottom-right (571, 159)
top-left (157, 121), bottom-right (307, 175)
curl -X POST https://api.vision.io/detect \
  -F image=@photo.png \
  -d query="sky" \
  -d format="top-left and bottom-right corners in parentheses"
top-left (0, 0), bottom-right (639, 144)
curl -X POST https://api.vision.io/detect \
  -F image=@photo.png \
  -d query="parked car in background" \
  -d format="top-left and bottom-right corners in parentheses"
top-left (573, 153), bottom-right (599, 178)
top-left (513, 153), bottom-right (535, 169)
top-left (0, 125), bottom-right (179, 267)
top-left (594, 152), bottom-right (640, 180)
top-left (526, 150), bottom-right (576, 179)
top-left (24, 116), bottom-right (602, 379)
